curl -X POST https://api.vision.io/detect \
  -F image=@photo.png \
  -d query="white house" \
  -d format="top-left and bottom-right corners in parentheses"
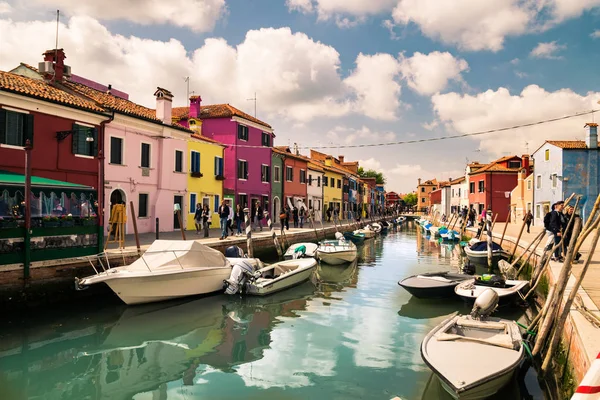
top-left (307, 161), bottom-right (324, 222)
top-left (449, 176), bottom-right (469, 213)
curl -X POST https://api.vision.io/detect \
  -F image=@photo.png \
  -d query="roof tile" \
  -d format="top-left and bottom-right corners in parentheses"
top-left (546, 140), bottom-right (588, 149)
top-left (172, 103), bottom-right (272, 128)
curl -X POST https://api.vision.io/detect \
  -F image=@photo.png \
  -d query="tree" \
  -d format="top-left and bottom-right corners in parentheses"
top-left (403, 193), bottom-right (417, 206)
top-left (357, 167), bottom-right (386, 184)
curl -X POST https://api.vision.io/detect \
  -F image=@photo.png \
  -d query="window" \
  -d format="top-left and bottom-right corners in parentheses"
top-left (189, 193), bottom-right (197, 213)
top-left (238, 160), bottom-right (248, 180)
top-left (300, 170), bottom-right (306, 184)
top-left (214, 195), bottom-right (220, 214)
top-left (458, 188), bottom-right (461, 197)
top-left (469, 182), bottom-right (475, 193)
top-left (421, 197), bottom-right (425, 203)
top-left (72, 123), bottom-right (97, 156)
top-left (527, 202), bottom-right (532, 213)
top-left (237, 124), bottom-right (248, 141)
top-left (273, 166), bottom-right (280, 182)
top-left (536, 175), bottom-right (542, 189)
top-left (536, 204), bottom-right (541, 218)
top-left (544, 149), bottom-right (549, 161)
top-left (261, 164), bottom-right (270, 183)
top-left (551, 174), bottom-right (557, 188)
top-left (452, 189), bottom-right (454, 197)
top-left (421, 187), bottom-right (425, 192)
top-left (508, 161), bottom-right (521, 168)
top-left (323, 176), bottom-right (328, 186)
top-left (286, 166), bottom-right (293, 182)
top-left (478, 181), bottom-right (485, 193)
top-left (527, 179), bottom-right (532, 190)
top-left (337, 179), bottom-right (341, 189)
top-left (317, 176), bottom-right (321, 187)
top-left (330, 177), bottom-right (334, 187)
top-left (110, 137), bottom-right (123, 165)
top-left (138, 193), bottom-right (148, 217)
top-left (261, 132), bottom-right (270, 147)
top-left (214, 156), bottom-right (224, 176)
top-left (0, 109), bottom-right (33, 147)
top-left (141, 143), bottom-right (151, 168)
top-left (190, 151), bottom-right (201, 173)
top-left (175, 150), bottom-right (183, 172)
top-left (308, 174), bottom-right (313, 186)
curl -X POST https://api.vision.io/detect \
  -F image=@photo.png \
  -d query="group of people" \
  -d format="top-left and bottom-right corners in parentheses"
top-left (279, 205), bottom-right (308, 233)
top-left (193, 200), bottom-right (263, 240)
top-left (543, 201), bottom-right (581, 263)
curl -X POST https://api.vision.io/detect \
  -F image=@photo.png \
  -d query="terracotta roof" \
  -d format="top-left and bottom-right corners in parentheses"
top-left (172, 103), bottom-right (272, 129)
top-left (190, 133), bottom-right (225, 147)
top-left (470, 163), bottom-right (520, 174)
top-left (65, 80), bottom-right (160, 122)
top-left (273, 146), bottom-right (309, 162)
top-left (420, 179), bottom-right (438, 186)
top-left (546, 140), bottom-right (588, 149)
top-left (449, 176), bottom-right (465, 185)
top-left (307, 161), bottom-right (324, 172)
top-left (493, 155), bottom-right (519, 163)
top-left (0, 70), bottom-right (105, 113)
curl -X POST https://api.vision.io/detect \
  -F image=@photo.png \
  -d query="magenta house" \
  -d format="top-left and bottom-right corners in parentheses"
top-left (173, 97), bottom-right (274, 211)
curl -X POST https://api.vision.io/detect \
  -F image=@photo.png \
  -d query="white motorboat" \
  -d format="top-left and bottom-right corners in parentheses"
top-left (75, 240), bottom-right (233, 305)
top-left (354, 228), bottom-right (375, 238)
top-left (316, 234), bottom-right (358, 265)
top-left (454, 276), bottom-right (529, 306)
top-left (464, 241), bottom-right (509, 264)
top-left (284, 242), bottom-right (318, 260)
top-left (421, 289), bottom-right (525, 399)
top-left (224, 258), bottom-right (317, 296)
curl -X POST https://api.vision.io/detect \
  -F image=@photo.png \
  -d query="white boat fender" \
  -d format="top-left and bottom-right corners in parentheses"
top-left (471, 288), bottom-right (499, 319)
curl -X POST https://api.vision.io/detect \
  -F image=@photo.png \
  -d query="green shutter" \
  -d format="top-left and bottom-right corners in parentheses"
top-left (214, 156), bottom-right (218, 175)
top-left (92, 127), bottom-right (98, 156)
top-left (24, 113), bottom-right (34, 147)
top-left (72, 123), bottom-right (79, 154)
top-left (0, 109), bottom-right (6, 144)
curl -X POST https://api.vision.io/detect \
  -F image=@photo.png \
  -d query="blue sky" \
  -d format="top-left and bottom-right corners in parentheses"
top-left (1, 0), bottom-right (599, 193)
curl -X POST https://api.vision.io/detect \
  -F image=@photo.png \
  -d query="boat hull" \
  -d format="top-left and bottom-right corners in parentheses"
top-left (399, 272), bottom-right (472, 299)
top-left (246, 262), bottom-right (316, 296)
top-left (454, 280), bottom-right (529, 306)
top-left (317, 250), bottom-right (357, 265)
top-left (399, 284), bottom-right (458, 299)
top-left (464, 248), bottom-right (508, 264)
top-left (438, 368), bottom-right (517, 400)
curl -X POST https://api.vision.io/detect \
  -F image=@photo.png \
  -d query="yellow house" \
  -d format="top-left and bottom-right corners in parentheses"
top-left (186, 133), bottom-right (226, 230)
top-left (510, 168), bottom-right (534, 223)
top-left (322, 162), bottom-right (343, 215)
top-left (362, 181), bottom-right (370, 217)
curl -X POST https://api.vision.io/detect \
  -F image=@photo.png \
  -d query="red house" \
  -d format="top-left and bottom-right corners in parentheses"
top-left (468, 155), bottom-right (530, 222)
top-left (386, 191), bottom-right (400, 206)
top-left (273, 146), bottom-right (308, 209)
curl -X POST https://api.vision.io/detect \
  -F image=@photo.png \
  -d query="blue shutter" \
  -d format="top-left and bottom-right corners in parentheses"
top-left (214, 195), bottom-right (220, 213)
top-left (190, 193), bottom-right (196, 213)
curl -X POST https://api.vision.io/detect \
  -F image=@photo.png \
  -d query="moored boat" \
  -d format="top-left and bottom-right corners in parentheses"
top-left (284, 242), bottom-right (318, 260)
top-left (398, 271), bottom-right (473, 299)
top-left (464, 241), bottom-right (509, 264)
top-left (75, 240), bottom-right (233, 305)
top-left (343, 231), bottom-right (366, 244)
top-left (316, 234), bottom-right (358, 265)
top-left (454, 276), bottom-right (529, 306)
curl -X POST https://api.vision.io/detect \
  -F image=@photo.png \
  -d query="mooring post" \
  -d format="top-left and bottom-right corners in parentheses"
top-left (486, 209), bottom-right (493, 270)
top-left (155, 218), bottom-right (159, 240)
top-left (309, 212), bottom-right (319, 241)
top-left (129, 201), bottom-right (141, 255)
top-left (499, 208), bottom-right (511, 247)
top-left (244, 208), bottom-right (253, 257)
top-left (267, 213), bottom-right (282, 259)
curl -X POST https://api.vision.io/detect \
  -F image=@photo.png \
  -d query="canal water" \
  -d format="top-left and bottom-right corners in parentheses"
top-left (0, 224), bottom-right (548, 400)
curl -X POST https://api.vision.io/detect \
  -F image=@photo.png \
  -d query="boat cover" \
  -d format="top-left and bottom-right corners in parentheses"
top-left (470, 241), bottom-right (504, 252)
top-left (131, 240), bottom-right (229, 271)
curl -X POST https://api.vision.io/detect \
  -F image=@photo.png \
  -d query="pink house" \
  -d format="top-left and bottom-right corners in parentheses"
top-left (174, 98), bottom-right (274, 211)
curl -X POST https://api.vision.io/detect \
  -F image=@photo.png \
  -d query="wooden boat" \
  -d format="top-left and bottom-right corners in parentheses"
top-left (464, 241), bottom-right (509, 264)
top-left (421, 289), bottom-right (525, 399)
top-left (354, 228), bottom-right (375, 239)
top-left (343, 231), bottom-right (366, 244)
top-left (75, 240), bottom-right (233, 305)
top-left (224, 258), bottom-right (317, 296)
top-left (398, 271), bottom-right (473, 299)
top-left (283, 243), bottom-right (318, 260)
top-left (454, 276), bottom-right (529, 306)
top-left (317, 238), bottom-right (357, 265)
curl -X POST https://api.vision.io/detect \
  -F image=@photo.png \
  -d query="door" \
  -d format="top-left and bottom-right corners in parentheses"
top-left (174, 195), bottom-right (183, 230)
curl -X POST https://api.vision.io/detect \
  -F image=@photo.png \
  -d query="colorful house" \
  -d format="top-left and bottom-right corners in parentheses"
top-left (271, 150), bottom-right (284, 221)
top-left (185, 134), bottom-right (226, 230)
top-left (449, 176), bottom-right (468, 214)
top-left (531, 123), bottom-right (598, 224)
top-left (306, 160), bottom-right (324, 221)
top-left (173, 99), bottom-right (274, 212)
top-left (417, 178), bottom-right (439, 212)
top-left (273, 146), bottom-right (308, 210)
top-left (510, 164), bottom-right (533, 223)
top-left (468, 155), bottom-right (528, 222)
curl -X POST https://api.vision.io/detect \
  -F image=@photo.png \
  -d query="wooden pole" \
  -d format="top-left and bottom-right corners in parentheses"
top-left (176, 210), bottom-right (186, 240)
top-left (499, 208), bottom-right (511, 246)
top-left (244, 207), bottom-right (253, 257)
top-left (486, 209), bottom-right (493, 270)
top-left (267, 214), bottom-right (283, 259)
top-left (514, 230), bottom-right (545, 276)
top-left (541, 223), bottom-right (600, 374)
top-left (129, 201), bottom-right (141, 255)
top-left (309, 212), bottom-right (319, 242)
top-left (509, 217), bottom-right (527, 261)
top-left (490, 213), bottom-right (498, 235)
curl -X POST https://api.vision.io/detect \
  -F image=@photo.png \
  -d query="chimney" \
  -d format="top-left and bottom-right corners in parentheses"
top-left (154, 87), bottom-right (173, 125)
top-left (521, 154), bottom-right (530, 171)
top-left (107, 84), bottom-right (112, 95)
top-left (190, 95), bottom-right (201, 119)
top-left (585, 123), bottom-right (598, 149)
top-left (418, 178), bottom-right (422, 185)
top-left (339, 155), bottom-right (345, 163)
top-left (42, 48), bottom-right (66, 82)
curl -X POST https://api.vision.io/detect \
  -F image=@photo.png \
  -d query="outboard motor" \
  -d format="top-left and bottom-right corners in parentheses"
top-left (225, 245), bottom-right (245, 258)
top-left (470, 288), bottom-right (499, 320)
top-left (224, 260), bottom-right (255, 295)
top-left (335, 232), bottom-right (344, 240)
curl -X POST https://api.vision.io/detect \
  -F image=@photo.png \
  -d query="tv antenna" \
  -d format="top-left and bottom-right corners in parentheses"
top-left (247, 92), bottom-right (257, 117)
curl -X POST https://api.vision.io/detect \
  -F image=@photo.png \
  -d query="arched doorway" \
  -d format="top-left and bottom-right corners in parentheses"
top-left (272, 196), bottom-right (280, 222)
top-left (109, 189), bottom-right (126, 233)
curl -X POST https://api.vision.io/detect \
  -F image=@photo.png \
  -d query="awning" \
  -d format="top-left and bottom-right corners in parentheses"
top-left (0, 170), bottom-right (95, 197)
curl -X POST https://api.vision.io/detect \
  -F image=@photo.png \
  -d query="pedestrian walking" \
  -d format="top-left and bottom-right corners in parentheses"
top-left (279, 207), bottom-right (289, 233)
top-left (227, 202), bottom-right (235, 236)
top-left (543, 201), bottom-right (564, 262)
top-left (326, 206), bottom-right (332, 222)
top-left (292, 206), bottom-right (299, 228)
top-left (299, 206), bottom-right (305, 228)
top-left (201, 204), bottom-right (210, 238)
top-left (523, 210), bottom-right (533, 233)
top-left (218, 199), bottom-right (230, 240)
top-left (562, 205), bottom-right (582, 263)
top-left (193, 203), bottom-right (202, 235)
top-left (257, 203), bottom-right (264, 231)
top-left (234, 203), bottom-right (244, 236)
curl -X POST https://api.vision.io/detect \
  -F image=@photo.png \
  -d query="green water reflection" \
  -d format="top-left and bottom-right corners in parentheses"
top-left (0, 224), bottom-right (546, 399)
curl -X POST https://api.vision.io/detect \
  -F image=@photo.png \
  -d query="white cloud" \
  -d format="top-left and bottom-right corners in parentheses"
top-left (286, 0), bottom-right (314, 14)
top-left (510, 58), bottom-right (520, 65)
top-left (0, 17), bottom-right (405, 122)
top-left (344, 53), bottom-right (402, 120)
top-left (431, 85), bottom-right (600, 156)
top-left (358, 158), bottom-right (381, 171)
top-left (591, 30), bottom-right (600, 39)
top-left (326, 126), bottom-right (395, 145)
top-left (32, 0), bottom-right (226, 32)
top-left (0, 1), bottom-right (11, 14)
top-left (334, 15), bottom-right (366, 28)
top-left (382, 19), bottom-right (400, 40)
top-left (389, 164), bottom-right (422, 176)
top-left (422, 121), bottom-right (439, 130)
top-left (399, 51), bottom-right (469, 95)
top-left (530, 41), bottom-right (566, 59)
top-left (515, 71), bottom-right (528, 78)
top-left (391, 0), bottom-right (600, 52)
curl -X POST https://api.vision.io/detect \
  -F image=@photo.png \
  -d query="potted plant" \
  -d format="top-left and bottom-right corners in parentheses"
top-left (81, 216), bottom-right (97, 226)
top-left (60, 214), bottom-right (75, 227)
top-left (42, 215), bottom-right (60, 228)
top-left (0, 216), bottom-right (18, 229)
